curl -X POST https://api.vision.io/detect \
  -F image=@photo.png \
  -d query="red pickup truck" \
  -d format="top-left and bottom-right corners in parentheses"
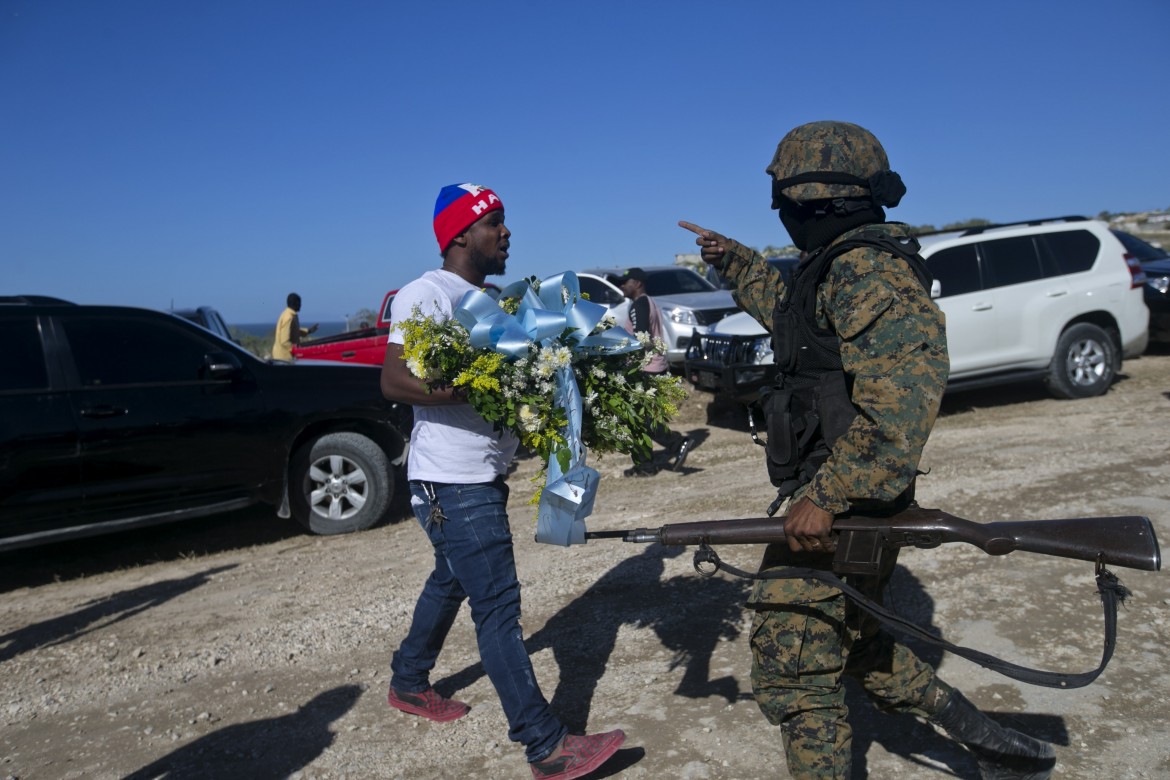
top-left (292, 290), bottom-right (397, 365)
top-left (292, 283), bottom-right (501, 365)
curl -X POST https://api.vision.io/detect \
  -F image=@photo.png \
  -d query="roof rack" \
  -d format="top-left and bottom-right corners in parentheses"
top-left (0, 295), bottom-right (75, 306)
top-left (958, 216), bottom-right (1089, 237)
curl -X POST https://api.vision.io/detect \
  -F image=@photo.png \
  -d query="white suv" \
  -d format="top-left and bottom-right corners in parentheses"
top-left (685, 216), bottom-right (1149, 401)
top-left (922, 216), bottom-right (1147, 398)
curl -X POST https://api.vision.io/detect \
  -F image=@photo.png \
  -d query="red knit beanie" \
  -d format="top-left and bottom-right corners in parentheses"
top-left (433, 183), bottom-right (503, 251)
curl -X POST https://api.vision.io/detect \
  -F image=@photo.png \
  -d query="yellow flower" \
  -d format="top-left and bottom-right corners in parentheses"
top-left (454, 352), bottom-right (505, 392)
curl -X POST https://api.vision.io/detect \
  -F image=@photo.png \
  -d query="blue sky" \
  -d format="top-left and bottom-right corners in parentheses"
top-left (3, 0), bottom-right (1167, 324)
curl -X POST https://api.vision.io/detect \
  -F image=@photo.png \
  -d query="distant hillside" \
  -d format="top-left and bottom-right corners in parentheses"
top-left (1106, 208), bottom-right (1169, 248)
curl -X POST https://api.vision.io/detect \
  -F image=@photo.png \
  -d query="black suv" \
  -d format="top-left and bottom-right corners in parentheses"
top-left (683, 256), bottom-right (799, 404)
top-left (1112, 229), bottom-right (1170, 343)
top-left (0, 297), bottom-right (409, 551)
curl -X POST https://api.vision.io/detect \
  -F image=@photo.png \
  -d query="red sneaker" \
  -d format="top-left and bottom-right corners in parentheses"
top-left (530, 729), bottom-right (626, 780)
top-left (387, 687), bottom-right (470, 722)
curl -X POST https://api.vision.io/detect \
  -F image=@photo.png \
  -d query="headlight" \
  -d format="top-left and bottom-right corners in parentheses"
top-left (665, 307), bottom-right (697, 327)
top-left (750, 336), bottom-right (773, 365)
top-left (1149, 275), bottom-right (1170, 295)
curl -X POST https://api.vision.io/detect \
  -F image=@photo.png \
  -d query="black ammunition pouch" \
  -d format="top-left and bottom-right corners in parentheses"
top-left (761, 371), bottom-right (857, 498)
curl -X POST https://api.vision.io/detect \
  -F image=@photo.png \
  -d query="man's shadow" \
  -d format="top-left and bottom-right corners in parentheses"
top-left (435, 544), bottom-right (751, 731)
top-left (0, 564), bottom-right (236, 663)
top-left (122, 685), bottom-right (361, 780)
top-left (843, 565), bottom-right (1069, 778)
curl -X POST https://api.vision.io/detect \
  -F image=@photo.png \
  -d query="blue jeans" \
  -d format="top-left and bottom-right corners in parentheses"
top-left (390, 478), bottom-right (566, 762)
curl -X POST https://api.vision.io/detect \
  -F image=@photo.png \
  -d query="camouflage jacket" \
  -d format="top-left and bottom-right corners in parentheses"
top-left (720, 223), bottom-right (950, 515)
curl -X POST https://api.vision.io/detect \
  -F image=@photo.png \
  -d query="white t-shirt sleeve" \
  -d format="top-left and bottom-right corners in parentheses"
top-left (388, 279), bottom-right (452, 346)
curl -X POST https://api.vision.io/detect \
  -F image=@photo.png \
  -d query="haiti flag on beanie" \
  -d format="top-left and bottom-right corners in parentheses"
top-left (433, 183), bottom-right (503, 251)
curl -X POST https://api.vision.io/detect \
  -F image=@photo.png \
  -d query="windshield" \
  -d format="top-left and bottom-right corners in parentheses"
top-left (643, 268), bottom-right (718, 296)
top-left (1112, 230), bottom-right (1168, 262)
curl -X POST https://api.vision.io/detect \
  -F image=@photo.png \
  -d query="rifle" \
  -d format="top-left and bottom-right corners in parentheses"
top-left (585, 505), bottom-right (1161, 575)
top-left (585, 505), bottom-right (1162, 688)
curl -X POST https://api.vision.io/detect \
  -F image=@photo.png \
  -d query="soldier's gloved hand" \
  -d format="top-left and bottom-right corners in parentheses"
top-left (784, 497), bottom-right (836, 554)
top-left (678, 221), bottom-right (729, 268)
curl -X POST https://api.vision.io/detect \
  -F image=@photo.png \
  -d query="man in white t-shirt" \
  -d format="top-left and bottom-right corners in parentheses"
top-left (379, 184), bottom-right (626, 780)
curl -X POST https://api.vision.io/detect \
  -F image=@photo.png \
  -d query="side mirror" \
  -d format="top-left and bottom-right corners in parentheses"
top-left (203, 351), bottom-right (241, 380)
top-left (930, 279), bottom-right (942, 299)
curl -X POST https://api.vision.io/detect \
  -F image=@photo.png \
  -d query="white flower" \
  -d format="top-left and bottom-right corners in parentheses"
top-left (518, 404), bottom-right (543, 433)
top-left (407, 357), bottom-right (428, 379)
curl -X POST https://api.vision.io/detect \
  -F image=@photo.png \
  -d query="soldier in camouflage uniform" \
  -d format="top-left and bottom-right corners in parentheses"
top-left (680, 121), bottom-right (1055, 779)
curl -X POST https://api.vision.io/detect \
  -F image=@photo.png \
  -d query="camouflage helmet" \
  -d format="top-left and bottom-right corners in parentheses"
top-left (766, 121), bottom-right (905, 207)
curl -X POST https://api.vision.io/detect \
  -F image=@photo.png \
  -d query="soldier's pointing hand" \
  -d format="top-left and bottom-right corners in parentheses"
top-left (679, 220), bottom-right (728, 267)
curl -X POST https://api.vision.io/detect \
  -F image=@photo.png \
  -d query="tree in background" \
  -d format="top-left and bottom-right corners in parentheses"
top-left (347, 308), bottom-right (378, 330)
top-left (231, 328), bottom-right (272, 359)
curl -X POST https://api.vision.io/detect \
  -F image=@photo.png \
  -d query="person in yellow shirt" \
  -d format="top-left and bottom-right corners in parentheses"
top-left (272, 292), bottom-right (318, 361)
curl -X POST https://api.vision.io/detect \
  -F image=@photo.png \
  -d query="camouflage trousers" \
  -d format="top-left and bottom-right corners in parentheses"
top-left (747, 545), bottom-right (945, 779)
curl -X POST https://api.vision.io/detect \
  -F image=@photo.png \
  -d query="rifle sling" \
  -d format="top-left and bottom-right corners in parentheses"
top-left (694, 547), bottom-right (1131, 690)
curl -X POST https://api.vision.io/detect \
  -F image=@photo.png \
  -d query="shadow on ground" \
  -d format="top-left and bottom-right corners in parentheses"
top-left (436, 544), bottom-right (752, 732)
top-left (0, 564), bottom-right (236, 662)
top-left (121, 685), bottom-right (362, 780)
top-left (0, 468), bottom-right (415, 592)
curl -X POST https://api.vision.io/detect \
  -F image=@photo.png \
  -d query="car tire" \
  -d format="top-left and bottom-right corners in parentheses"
top-left (1045, 323), bottom-right (1117, 399)
top-left (290, 432), bottom-right (394, 535)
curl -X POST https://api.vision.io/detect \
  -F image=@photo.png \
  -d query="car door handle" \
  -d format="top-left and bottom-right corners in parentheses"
top-left (1046, 290), bottom-right (1068, 298)
top-left (972, 302), bottom-right (993, 311)
top-left (80, 405), bottom-right (128, 418)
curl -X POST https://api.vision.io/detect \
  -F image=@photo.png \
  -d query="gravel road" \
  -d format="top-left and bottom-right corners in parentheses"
top-left (2, 349), bottom-right (1168, 780)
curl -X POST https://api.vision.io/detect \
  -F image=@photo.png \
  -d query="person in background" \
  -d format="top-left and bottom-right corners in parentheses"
top-left (379, 183), bottom-right (627, 780)
top-left (272, 292), bottom-right (318, 361)
top-left (615, 266), bottom-right (695, 477)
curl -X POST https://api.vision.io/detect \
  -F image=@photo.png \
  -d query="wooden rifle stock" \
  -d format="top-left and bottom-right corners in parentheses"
top-left (586, 506), bottom-right (1162, 573)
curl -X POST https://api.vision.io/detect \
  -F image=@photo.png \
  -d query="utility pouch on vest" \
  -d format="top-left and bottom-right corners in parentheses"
top-left (760, 385), bottom-right (824, 491)
top-left (760, 386), bottom-right (794, 470)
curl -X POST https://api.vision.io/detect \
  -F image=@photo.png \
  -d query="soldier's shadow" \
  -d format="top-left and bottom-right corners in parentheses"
top-left (844, 565), bottom-right (1069, 778)
top-left (435, 544), bottom-right (751, 732)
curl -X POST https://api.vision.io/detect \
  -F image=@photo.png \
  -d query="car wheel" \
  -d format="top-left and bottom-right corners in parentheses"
top-left (290, 432), bottom-right (393, 535)
top-left (1045, 323), bottom-right (1117, 399)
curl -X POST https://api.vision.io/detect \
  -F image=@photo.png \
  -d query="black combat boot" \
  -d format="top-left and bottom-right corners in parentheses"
top-left (929, 689), bottom-right (1056, 780)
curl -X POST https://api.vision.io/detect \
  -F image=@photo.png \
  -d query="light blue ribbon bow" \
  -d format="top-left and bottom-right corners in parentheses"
top-left (453, 272), bottom-right (641, 546)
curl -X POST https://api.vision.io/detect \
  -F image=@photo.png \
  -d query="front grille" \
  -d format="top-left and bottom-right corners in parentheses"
top-left (693, 306), bottom-right (742, 326)
top-left (690, 333), bottom-right (760, 365)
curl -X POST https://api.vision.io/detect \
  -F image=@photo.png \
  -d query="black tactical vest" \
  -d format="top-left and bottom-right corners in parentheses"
top-left (760, 230), bottom-right (933, 501)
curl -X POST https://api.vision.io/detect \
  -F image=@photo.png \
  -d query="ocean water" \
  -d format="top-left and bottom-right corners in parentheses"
top-left (232, 321), bottom-right (350, 339)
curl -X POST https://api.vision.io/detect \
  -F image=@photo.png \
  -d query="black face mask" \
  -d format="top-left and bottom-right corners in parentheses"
top-left (776, 195), bottom-right (815, 250)
top-left (775, 193), bottom-right (884, 251)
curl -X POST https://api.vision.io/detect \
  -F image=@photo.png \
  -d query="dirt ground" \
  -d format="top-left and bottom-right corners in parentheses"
top-left (2, 349), bottom-right (1168, 780)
